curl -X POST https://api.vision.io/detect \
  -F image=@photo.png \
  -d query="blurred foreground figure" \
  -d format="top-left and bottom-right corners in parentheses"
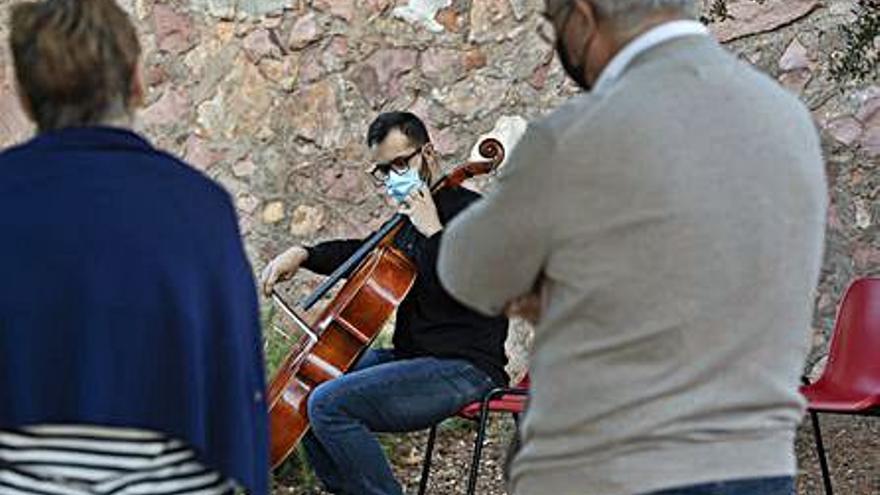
top-left (0, 1), bottom-right (268, 493)
top-left (439, 0), bottom-right (828, 494)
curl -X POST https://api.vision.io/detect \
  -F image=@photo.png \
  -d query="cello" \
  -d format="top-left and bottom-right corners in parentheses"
top-left (267, 138), bottom-right (505, 468)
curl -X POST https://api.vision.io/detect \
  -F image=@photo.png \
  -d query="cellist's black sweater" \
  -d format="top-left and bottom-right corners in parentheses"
top-left (302, 186), bottom-right (509, 386)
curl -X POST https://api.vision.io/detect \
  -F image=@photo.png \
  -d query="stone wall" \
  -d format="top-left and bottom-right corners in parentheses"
top-left (0, 0), bottom-right (877, 376)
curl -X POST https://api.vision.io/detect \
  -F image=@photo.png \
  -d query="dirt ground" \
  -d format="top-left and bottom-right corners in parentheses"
top-left (273, 412), bottom-right (879, 495)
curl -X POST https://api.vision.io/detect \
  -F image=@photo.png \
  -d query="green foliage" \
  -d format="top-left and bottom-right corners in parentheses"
top-left (262, 304), bottom-right (290, 376)
top-left (439, 416), bottom-right (477, 433)
top-left (701, 0), bottom-right (878, 84)
top-left (274, 445), bottom-right (320, 493)
top-left (830, 0), bottom-right (880, 84)
top-left (700, 0), bottom-right (735, 24)
top-left (700, 0), bottom-right (767, 24)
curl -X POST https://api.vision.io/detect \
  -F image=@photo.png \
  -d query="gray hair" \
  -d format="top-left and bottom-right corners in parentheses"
top-left (549, 0), bottom-right (698, 33)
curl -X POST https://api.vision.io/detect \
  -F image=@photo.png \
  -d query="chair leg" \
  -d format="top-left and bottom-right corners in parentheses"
top-left (503, 413), bottom-right (522, 487)
top-left (466, 408), bottom-right (492, 495)
top-left (809, 411), bottom-right (834, 495)
top-left (418, 425), bottom-right (438, 495)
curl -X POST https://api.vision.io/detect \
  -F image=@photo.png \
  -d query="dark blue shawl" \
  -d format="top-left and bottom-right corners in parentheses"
top-left (0, 127), bottom-right (268, 494)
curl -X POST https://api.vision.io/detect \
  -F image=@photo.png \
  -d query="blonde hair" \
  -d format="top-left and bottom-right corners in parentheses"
top-left (10, 0), bottom-right (141, 131)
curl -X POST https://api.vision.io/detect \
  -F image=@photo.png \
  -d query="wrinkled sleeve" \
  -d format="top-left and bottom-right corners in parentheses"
top-left (438, 124), bottom-right (554, 316)
top-left (302, 239), bottom-right (365, 276)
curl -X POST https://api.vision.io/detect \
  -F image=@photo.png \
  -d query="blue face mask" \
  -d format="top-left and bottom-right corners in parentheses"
top-left (384, 166), bottom-right (424, 203)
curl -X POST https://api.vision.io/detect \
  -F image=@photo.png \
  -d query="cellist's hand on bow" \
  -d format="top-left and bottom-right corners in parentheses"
top-left (260, 246), bottom-right (309, 297)
top-left (399, 185), bottom-right (443, 237)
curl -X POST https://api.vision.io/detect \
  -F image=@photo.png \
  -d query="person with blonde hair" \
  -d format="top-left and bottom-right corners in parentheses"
top-left (0, 1), bottom-right (268, 493)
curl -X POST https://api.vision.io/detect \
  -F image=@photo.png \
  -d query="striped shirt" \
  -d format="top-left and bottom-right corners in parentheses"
top-left (0, 425), bottom-right (237, 495)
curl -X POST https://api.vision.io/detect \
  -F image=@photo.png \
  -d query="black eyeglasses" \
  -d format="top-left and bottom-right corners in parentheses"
top-left (368, 147), bottom-right (422, 184)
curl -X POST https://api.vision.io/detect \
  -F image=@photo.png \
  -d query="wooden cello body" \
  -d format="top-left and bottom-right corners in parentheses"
top-left (267, 242), bottom-right (415, 466)
top-left (267, 139), bottom-right (504, 468)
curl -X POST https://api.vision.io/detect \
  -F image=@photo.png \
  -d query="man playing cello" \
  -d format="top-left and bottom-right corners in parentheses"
top-left (261, 112), bottom-right (509, 495)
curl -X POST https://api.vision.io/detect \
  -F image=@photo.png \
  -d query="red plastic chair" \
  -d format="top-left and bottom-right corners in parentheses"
top-left (800, 278), bottom-right (880, 495)
top-left (417, 375), bottom-right (529, 495)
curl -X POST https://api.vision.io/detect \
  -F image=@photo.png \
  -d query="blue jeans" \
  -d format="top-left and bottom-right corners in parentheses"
top-left (645, 477), bottom-right (794, 494)
top-left (302, 348), bottom-right (496, 495)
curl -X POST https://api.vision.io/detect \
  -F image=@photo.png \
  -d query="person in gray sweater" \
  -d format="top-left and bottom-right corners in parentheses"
top-left (437, 1), bottom-right (828, 494)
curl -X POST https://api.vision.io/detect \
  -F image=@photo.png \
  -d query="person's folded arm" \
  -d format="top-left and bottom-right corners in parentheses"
top-left (438, 125), bottom-right (554, 316)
